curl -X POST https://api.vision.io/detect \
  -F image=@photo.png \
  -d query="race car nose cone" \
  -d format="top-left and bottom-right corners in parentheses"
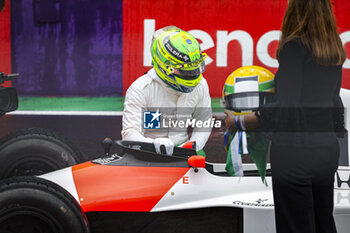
top-left (188, 155), bottom-right (205, 168)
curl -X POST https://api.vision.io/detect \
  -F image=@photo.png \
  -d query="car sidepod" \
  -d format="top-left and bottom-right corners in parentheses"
top-left (41, 161), bottom-right (275, 233)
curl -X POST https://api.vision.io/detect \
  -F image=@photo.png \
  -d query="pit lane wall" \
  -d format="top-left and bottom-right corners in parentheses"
top-left (0, 0), bottom-right (349, 98)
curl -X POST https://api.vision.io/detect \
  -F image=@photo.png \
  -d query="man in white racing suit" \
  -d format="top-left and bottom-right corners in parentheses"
top-left (122, 26), bottom-right (212, 156)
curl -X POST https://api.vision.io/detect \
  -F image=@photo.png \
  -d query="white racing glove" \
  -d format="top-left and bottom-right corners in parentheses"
top-left (153, 138), bottom-right (174, 156)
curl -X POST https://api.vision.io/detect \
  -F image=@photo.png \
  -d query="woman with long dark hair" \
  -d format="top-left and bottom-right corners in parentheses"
top-left (224, 0), bottom-right (347, 232)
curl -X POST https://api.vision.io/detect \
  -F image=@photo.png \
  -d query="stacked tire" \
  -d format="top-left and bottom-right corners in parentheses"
top-left (0, 128), bottom-right (82, 179)
top-left (0, 128), bottom-right (89, 232)
top-left (0, 176), bottom-right (90, 233)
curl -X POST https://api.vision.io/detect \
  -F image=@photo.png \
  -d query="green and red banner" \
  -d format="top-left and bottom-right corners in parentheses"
top-left (123, 0), bottom-right (350, 97)
top-left (1, 0), bottom-right (350, 97)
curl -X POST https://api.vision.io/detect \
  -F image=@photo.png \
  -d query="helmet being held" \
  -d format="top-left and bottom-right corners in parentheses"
top-left (151, 26), bottom-right (207, 93)
top-left (222, 66), bottom-right (275, 113)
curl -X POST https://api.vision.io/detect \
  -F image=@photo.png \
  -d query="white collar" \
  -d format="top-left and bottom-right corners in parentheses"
top-left (149, 68), bottom-right (182, 96)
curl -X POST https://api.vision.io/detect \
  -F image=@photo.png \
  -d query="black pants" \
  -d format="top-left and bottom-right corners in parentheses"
top-left (270, 135), bottom-right (339, 233)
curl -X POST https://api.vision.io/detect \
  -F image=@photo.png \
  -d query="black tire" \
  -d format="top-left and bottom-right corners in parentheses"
top-left (0, 176), bottom-right (90, 233)
top-left (0, 128), bottom-right (82, 179)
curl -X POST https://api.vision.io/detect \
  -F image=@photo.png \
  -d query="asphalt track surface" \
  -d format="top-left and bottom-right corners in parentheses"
top-left (0, 114), bottom-right (229, 163)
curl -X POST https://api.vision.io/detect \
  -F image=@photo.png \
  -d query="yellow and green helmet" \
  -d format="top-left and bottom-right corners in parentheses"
top-left (151, 26), bottom-right (207, 93)
top-left (223, 66), bottom-right (275, 113)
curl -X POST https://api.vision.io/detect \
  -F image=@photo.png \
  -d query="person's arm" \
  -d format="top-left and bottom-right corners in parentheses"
top-left (189, 79), bottom-right (212, 151)
top-left (272, 40), bottom-right (304, 105)
top-left (333, 94), bottom-right (346, 138)
top-left (122, 86), bottom-right (154, 143)
top-left (122, 84), bottom-right (175, 155)
top-left (333, 74), bottom-right (346, 138)
top-left (224, 110), bottom-right (259, 133)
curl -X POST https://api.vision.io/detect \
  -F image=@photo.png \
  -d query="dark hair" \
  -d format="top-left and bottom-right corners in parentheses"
top-left (277, 0), bottom-right (346, 66)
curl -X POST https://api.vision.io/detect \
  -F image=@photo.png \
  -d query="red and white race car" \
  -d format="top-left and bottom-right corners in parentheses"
top-left (1, 89), bottom-right (350, 233)
top-left (0, 138), bottom-right (350, 233)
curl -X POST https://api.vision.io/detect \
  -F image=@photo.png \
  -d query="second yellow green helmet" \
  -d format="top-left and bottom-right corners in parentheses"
top-left (223, 65), bottom-right (275, 112)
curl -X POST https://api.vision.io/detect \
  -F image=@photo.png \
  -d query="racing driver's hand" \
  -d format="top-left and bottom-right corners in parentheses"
top-left (153, 138), bottom-right (174, 156)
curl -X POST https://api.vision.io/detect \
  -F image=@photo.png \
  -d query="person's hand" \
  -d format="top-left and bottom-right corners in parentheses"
top-left (224, 110), bottom-right (237, 133)
top-left (224, 111), bottom-right (260, 131)
top-left (153, 138), bottom-right (174, 155)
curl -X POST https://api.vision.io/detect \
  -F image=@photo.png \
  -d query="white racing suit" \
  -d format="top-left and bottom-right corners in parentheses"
top-left (122, 68), bottom-right (212, 152)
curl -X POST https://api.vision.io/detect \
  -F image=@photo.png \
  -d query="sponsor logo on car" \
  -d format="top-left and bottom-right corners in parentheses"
top-left (232, 199), bottom-right (274, 208)
top-left (335, 191), bottom-right (350, 205)
top-left (92, 154), bottom-right (122, 165)
top-left (255, 198), bottom-right (268, 204)
top-left (335, 169), bottom-right (350, 190)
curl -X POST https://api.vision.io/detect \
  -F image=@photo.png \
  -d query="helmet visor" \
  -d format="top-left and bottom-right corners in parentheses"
top-left (170, 53), bottom-right (207, 78)
top-left (173, 62), bottom-right (206, 78)
top-left (224, 92), bottom-right (275, 112)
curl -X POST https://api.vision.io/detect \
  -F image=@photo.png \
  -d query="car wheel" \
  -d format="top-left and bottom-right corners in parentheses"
top-left (0, 176), bottom-right (90, 233)
top-left (0, 128), bottom-right (82, 179)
